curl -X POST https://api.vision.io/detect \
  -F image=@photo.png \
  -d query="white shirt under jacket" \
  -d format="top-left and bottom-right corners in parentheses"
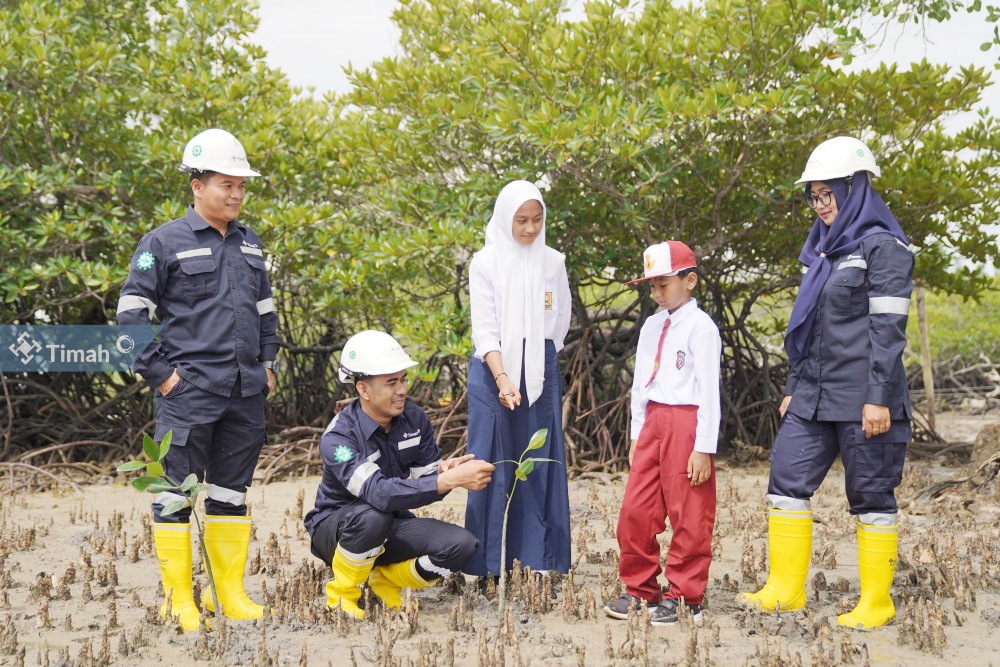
top-left (469, 248), bottom-right (572, 361)
top-left (629, 298), bottom-right (722, 454)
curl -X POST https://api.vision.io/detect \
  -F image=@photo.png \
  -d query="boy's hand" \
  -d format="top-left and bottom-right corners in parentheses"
top-left (687, 451), bottom-right (712, 487)
top-left (628, 439), bottom-right (637, 466)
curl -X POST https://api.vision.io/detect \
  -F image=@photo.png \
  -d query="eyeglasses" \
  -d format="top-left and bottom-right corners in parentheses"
top-left (805, 190), bottom-right (834, 209)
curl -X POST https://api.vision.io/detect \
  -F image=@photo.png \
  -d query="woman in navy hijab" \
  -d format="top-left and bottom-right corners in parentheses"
top-left (741, 137), bottom-right (914, 630)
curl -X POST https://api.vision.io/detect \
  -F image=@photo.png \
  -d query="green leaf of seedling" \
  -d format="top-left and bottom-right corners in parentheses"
top-left (145, 481), bottom-right (176, 493)
top-left (147, 461), bottom-right (164, 478)
top-left (131, 475), bottom-right (158, 491)
top-left (142, 433), bottom-right (158, 461)
top-left (180, 473), bottom-right (198, 492)
top-left (514, 467), bottom-right (527, 482)
top-left (526, 428), bottom-right (548, 451)
top-left (116, 460), bottom-right (146, 473)
top-left (525, 457), bottom-right (561, 464)
top-left (519, 459), bottom-right (535, 477)
top-left (160, 500), bottom-right (191, 517)
top-left (158, 429), bottom-right (172, 461)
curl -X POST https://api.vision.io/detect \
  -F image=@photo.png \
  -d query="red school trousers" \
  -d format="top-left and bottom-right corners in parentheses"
top-left (616, 403), bottom-right (716, 604)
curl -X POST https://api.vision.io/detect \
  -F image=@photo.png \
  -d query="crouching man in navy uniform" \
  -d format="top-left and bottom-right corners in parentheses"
top-left (117, 129), bottom-right (280, 630)
top-left (305, 330), bottom-right (495, 619)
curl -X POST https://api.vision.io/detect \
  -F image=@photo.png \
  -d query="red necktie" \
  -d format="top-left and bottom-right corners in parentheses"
top-left (644, 317), bottom-right (671, 388)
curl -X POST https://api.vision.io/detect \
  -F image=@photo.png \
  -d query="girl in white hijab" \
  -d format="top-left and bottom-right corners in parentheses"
top-left (463, 180), bottom-right (572, 581)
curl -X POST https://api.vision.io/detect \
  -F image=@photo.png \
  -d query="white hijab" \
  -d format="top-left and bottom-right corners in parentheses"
top-left (475, 180), bottom-right (550, 405)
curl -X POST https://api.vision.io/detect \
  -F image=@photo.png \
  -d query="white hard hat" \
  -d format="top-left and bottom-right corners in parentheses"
top-left (795, 136), bottom-right (880, 184)
top-left (180, 128), bottom-right (260, 177)
top-left (338, 330), bottom-right (417, 384)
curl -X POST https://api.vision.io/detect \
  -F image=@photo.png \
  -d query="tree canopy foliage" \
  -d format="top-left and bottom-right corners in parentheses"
top-left (1, 0), bottom-right (997, 463)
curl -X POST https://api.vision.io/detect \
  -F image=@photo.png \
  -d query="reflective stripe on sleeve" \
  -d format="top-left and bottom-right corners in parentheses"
top-left (205, 483), bottom-right (247, 506)
top-left (240, 246), bottom-right (264, 257)
top-left (408, 461), bottom-right (439, 479)
top-left (176, 248), bottom-right (212, 259)
top-left (322, 414), bottom-right (340, 435)
top-left (346, 462), bottom-right (380, 497)
top-left (869, 296), bottom-right (910, 315)
top-left (256, 297), bottom-right (275, 315)
top-left (116, 295), bottom-right (157, 319)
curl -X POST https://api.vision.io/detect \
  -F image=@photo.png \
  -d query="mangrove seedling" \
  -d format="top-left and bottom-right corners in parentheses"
top-left (492, 427), bottom-right (561, 615)
top-left (116, 430), bottom-right (220, 618)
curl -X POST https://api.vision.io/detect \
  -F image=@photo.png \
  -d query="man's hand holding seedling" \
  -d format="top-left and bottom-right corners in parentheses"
top-left (437, 454), bottom-right (495, 493)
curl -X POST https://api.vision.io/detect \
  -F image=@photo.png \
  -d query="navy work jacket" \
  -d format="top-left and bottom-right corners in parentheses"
top-left (116, 206), bottom-right (281, 397)
top-left (304, 400), bottom-right (444, 537)
top-left (785, 233), bottom-right (914, 422)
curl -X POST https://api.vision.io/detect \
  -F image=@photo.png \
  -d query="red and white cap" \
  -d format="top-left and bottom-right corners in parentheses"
top-left (626, 241), bottom-right (697, 284)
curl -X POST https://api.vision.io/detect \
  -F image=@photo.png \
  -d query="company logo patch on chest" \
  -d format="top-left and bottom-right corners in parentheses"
top-left (675, 350), bottom-right (686, 370)
top-left (398, 435), bottom-right (421, 450)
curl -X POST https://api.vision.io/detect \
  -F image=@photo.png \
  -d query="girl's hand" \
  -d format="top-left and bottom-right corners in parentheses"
top-left (496, 376), bottom-right (521, 410)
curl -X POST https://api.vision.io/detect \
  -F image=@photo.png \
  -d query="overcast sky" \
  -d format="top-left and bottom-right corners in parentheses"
top-left (253, 1), bottom-right (998, 125)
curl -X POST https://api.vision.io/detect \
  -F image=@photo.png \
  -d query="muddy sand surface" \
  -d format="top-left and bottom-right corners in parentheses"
top-left (2, 415), bottom-right (999, 666)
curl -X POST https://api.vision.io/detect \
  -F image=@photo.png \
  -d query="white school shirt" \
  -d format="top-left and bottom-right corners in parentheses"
top-left (469, 251), bottom-right (572, 360)
top-left (630, 298), bottom-right (722, 454)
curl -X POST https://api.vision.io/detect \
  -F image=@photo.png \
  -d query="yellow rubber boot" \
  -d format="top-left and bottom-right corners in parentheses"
top-left (152, 522), bottom-right (203, 631)
top-left (837, 522), bottom-right (898, 630)
top-left (739, 509), bottom-right (812, 613)
top-left (369, 558), bottom-right (437, 609)
top-left (326, 545), bottom-right (381, 619)
top-left (200, 515), bottom-right (266, 620)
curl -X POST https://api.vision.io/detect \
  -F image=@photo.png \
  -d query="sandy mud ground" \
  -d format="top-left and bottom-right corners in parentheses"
top-left (1, 413), bottom-right (999, 666)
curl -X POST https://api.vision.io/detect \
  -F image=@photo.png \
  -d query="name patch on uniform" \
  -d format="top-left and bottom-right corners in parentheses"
top-left (675, 350), bottom-right (686, 369)
top-left (398, 436), bottom-right (420, 450)
top-left (544, 292), bottom-right (553, 311)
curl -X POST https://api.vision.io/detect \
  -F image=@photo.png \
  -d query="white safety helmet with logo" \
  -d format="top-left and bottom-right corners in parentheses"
top-left (795, 136), bottom-right (880, 184)
top-left (180, 128), bottom-right (261, 177)
top-left (338, 330), bottom-right (418, 384)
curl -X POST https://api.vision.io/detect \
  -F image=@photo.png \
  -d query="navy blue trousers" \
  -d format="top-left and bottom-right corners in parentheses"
top-left (463, 340), bottom-right (571, 576)
top-left (310, 500), bottom-right (478, 574)
top-left (152, 376), bottom-right (266, 522)
top-left (768, 412), bottom-right (909, 515)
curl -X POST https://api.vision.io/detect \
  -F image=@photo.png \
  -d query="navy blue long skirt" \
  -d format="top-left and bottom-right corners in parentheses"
top-left (463, 340), bottom-right (572, 576)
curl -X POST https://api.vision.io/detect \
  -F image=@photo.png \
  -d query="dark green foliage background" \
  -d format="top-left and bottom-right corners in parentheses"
top-left (1, 0), bottom-right (997, 464)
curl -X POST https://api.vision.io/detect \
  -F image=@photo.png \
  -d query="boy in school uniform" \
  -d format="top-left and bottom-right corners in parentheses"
top-left (604, 240), bottom-right (722, 626)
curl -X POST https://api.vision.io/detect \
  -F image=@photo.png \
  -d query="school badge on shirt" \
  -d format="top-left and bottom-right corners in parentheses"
top-left (544, 292), bottom-right (553, 311)
top-left (675, 351), bottom-right (686, 369)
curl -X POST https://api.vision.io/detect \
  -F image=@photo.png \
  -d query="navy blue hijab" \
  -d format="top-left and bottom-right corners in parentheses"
top-left (783, 172), bottom-right (908, 365)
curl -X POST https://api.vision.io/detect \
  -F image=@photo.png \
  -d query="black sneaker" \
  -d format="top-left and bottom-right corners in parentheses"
top-left (650, 597), bottom-right (704, 626)
top-left (603, 593), bottom-right (651, 620)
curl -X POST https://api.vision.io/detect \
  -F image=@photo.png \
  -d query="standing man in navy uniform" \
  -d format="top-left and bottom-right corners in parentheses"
top-left (305, 330), bottom-right (495, 619)
top-left (117, 128), bottom-right (281, 630)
